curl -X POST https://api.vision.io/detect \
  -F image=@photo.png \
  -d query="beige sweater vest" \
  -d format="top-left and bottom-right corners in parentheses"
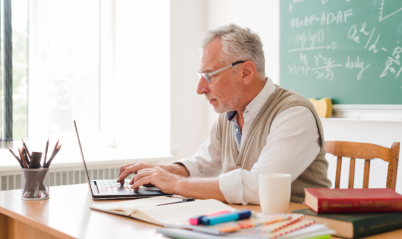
top-left (216, 85), bottom-right (332, 203)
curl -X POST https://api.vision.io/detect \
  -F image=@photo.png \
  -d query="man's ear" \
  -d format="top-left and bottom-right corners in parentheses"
top-left (241, 61), bottom-right (256, 86)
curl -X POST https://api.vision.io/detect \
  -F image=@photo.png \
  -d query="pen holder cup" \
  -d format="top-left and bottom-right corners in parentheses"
top-left (21, 168), bottom-right (50, 200)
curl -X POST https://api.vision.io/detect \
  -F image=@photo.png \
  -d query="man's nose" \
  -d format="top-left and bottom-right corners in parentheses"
top-left (196, 77), bottom-right (210, 95)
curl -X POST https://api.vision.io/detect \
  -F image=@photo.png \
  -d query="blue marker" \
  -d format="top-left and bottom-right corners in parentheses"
top-left (200, 210), bottom-right (252, 225)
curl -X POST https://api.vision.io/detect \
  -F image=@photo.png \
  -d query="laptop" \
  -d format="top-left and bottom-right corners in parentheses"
top-left (74, 120), bottom-right (171, 200)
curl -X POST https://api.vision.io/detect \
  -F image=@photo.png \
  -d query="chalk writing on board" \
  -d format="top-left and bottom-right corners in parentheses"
top-left (379, 0), bottom-right (402, 22)
top-left (288, 29), bottom-right (324, 48)
top-left (287, 53), bottom-right (310, 76)
top-left (287, 53), bottom-right (346, 81)
top-left (364, 28), bottom-right (380, 53)
top-left (288, 54), bottom-right (372, 81)
top-left (347, 23), bottom-right (385, 54)
top-left (345, 56), bottom-right (371, 80)
top-left (290, 9), bottom-right (353, 29)
top-left (288, 29), bottom-right (337, 52)
top-left (312, 54), bottom-right (342, 81)
top-left (381, 47), bottom-right (402, 78)
top-left (281, 0), bottom-right (402, 104)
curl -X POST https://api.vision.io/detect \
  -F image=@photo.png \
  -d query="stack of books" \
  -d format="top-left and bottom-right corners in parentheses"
top-left (292, 188), bottom-right (402, 238)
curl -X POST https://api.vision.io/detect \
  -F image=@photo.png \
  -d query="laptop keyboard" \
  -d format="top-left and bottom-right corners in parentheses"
top-left (98, 180), bottom-right (133, 194)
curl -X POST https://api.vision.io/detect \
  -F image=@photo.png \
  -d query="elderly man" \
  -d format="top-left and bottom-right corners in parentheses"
top-left (117, 24), bottom-right (331, 204)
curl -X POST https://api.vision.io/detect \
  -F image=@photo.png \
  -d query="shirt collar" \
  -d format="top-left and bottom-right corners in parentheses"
top-left (225, 77), bottom-right (276, 121)
top-left (226, 111), bottom-right (238, 121)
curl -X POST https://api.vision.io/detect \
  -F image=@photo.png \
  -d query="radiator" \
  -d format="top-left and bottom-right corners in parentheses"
top-left (0, 167), bottom-right (135, 191)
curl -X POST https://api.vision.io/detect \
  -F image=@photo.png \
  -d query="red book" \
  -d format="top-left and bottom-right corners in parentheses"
top-left (304, 188), bottom-right (402, 213)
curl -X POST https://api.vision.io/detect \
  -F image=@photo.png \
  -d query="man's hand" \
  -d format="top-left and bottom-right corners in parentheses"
top-left (116, 162), bottom-right (157, 186)
top-left (123, 166), bottom-right (225, 202)
top-left (130, 167), bottom-right (182, 194)
top-left (116, 162), bottom-right (191, 186)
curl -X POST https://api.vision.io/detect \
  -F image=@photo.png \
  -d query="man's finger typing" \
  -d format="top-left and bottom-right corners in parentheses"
top-left (131, 167), bottom-right (181, 194)
top-left (116, 162), bottom-right (157, 185)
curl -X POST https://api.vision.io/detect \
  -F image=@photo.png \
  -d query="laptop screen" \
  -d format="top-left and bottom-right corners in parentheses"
top-left (73, 120), bottom-right (93, 189)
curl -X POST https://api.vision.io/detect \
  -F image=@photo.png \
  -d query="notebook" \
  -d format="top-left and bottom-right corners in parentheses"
top-left (157, 223), bottom-right (335, 239)
top-left (277, 224), bottom-right (335, 239)
top-left (164, 213), bottom-right (329, 239)
top-left (90, 196), bottom-right (236, 226)
top-left (166, 213), bottom-right (295, 235)
top-left (230, 219), bottom-right (315, 238)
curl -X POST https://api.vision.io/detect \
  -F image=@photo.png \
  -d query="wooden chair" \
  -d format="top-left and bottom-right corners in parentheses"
top-left (325, 141), bottom-right (400, 190)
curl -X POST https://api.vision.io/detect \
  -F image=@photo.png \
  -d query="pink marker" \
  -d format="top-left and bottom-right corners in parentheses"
top-left (189, 210), bottom-right (231, 225)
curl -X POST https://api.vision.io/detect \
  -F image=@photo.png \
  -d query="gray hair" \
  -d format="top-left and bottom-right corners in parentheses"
top-left (199, 24), bottom-right (265, 76)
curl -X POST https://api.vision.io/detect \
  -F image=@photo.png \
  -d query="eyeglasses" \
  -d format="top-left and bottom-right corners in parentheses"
top-left (197, 61), bottom-right (245, 82)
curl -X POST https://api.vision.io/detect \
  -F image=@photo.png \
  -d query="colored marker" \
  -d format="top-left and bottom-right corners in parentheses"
top-left (201, 210), bottom-right (252, 225)
top-left (189, 210), bottom-right (231, 225)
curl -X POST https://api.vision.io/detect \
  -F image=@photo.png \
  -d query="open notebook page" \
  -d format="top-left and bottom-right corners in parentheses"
top-left (131, 199), bottom-right (236, 226)
top-left (90, 196), bottom-right (182, 216)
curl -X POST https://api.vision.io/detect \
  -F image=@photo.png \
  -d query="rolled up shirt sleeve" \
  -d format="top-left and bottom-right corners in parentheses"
top-left (218, 106), bottom-right (320, 205)
top-left (219, 169), bottom-right (247, 204)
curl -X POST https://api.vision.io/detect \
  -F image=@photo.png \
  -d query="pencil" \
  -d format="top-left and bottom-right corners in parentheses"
top-left (43, 138), bottom-right (49, 168)
top-left (45, 139), bottom-right (59, 168)
top-left (8, 146), bottom-right (23, 168)
top-left (19, 148), bottom-right (28, 168)
top-left (51, 139), bottom-right (59, 156)
top-left (45, 144), bottom-right (62, 168)
top-left (22, 146), bottom-right (30, 165)
top-left (50, 144), bottom-right (62, 163)
top-left (21, 139), bottom-right (32, 162)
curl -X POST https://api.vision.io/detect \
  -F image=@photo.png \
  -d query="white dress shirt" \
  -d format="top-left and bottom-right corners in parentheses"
top-left (175, 78), bottom-right (320, 205)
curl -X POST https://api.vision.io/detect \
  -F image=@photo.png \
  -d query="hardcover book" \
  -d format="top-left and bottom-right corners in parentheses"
top-left (292, 208), bottom-right (402, 238)
top-left (304, 188), bottom-right (402, 213)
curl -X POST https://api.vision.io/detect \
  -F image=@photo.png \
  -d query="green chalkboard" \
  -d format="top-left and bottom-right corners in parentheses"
top-left (280, 0), bottom-right (402, 104)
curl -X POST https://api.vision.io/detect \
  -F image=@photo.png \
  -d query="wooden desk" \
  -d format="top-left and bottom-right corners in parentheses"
top-left (0, 184), bottom-right (401, 239)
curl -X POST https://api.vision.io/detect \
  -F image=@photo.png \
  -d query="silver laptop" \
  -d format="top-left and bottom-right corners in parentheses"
top-left (74, 120), bottom-right (171, 200)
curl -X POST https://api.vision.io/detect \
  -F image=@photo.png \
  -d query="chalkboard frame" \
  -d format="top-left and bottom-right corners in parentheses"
top-left (329, 104), bottom-right (402, 120)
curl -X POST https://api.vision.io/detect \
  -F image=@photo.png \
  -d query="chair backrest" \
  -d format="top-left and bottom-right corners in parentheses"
top-left (325, 141), bottom-right (400, 190)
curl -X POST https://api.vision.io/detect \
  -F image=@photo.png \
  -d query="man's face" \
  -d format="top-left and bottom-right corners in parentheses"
top-left (197, 39), bottom-right (244, 113)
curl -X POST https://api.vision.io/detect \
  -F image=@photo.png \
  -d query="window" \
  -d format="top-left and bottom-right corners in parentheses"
top-left (20, 0), bottom-right (170, 162)
top-left (0, 0), bottom-right (28, 146)
top-left (28, 0), bottom-right (100, 146)
top-left (11, 0), bottom-right (28, 140)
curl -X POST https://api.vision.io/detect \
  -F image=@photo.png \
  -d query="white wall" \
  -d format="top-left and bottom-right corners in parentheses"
top-left (170, 0), bottom-right (209, 160)
top-left (202, 0), bottom-right (402, 193)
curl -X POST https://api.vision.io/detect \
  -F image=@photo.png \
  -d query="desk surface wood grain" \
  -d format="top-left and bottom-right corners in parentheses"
top-left (0, 184), bottom-right (402, 239)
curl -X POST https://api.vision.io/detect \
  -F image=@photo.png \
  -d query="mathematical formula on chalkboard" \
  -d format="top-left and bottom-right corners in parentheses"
top-left (280, 0), bottom-right (402, 104)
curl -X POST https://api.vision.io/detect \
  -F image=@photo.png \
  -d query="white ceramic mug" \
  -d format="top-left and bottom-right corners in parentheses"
top-left (259, 173), bottom-right (291, 214)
